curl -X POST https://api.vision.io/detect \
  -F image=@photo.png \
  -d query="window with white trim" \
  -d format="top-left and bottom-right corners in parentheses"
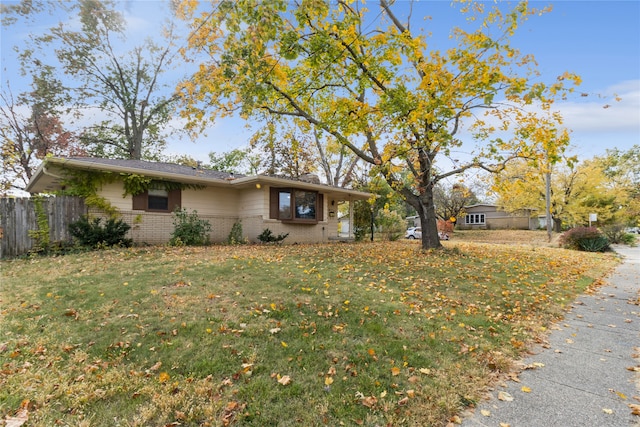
top-left (464, 213), bottom-right (485, 225)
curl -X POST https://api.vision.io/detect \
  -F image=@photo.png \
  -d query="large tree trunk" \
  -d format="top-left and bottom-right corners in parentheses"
top-left (130, 129), bottom-right (143, 160)
top-left (404, 185), bottom-right (442, 250)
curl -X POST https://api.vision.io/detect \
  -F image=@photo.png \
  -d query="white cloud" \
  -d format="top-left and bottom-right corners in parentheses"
top-left (558, 80), bottom-right (640, 133)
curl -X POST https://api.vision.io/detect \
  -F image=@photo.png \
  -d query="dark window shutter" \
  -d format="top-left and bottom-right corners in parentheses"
top-left (269, 187), bottom-right (279, 219)
top-left (317, 193), bottom-right (324, 221)
top-left (168, 189), bottom-right (181, 212)
top-left (132, 191), bottom-right (148, 210)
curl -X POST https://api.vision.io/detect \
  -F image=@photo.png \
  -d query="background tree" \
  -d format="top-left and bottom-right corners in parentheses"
top-left (594, 145), bottom-right (640, 225)
top-left (176, 0), bottom-right (579, 249)
top-left (492, 157), bottom-right (625, 231)
top-left (249, 119), bottom-right (319, 177)
top-left (351, 171), bottom-right (413, 241)
top-left (0, 68), bottom-right (83, 192)
top-left (208, 147), bottom-right (261, 174)
top-left (312, 128), bottom-right (359, 188)
top-left (433, 182), bottom-right (480, 222)
top-left (11, 0), bottom-right (181, 162)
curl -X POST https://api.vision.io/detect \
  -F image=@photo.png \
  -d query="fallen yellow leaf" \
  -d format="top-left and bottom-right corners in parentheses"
top-left (480, 409), bottom-right (491, 417)
top-left (521, 386), bottom-right (532, 393)
top-left (361, 395), bottom-right (377, 408)
top-left (498, 391), bottom-right (514, 402)
top-left (278, 375), bottom-right (291, 386)
top-left (3, 410), bottom-right (28, 427)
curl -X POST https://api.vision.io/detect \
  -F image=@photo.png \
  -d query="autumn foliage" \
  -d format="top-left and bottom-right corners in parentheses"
top-left (175, 0), bottom-right (580, 250)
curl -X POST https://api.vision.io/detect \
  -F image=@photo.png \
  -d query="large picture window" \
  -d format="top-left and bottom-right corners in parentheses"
top-left (270, 188), bottom-right (323, 223)
top-left (295, 190), bottom-right (316, 219)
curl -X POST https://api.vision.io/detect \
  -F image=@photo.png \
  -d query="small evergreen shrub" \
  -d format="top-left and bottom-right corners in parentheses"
top-left (227, 221), bottom-right (246, 245)
top-left (560, 227), bottom-right (609, 252)
top-left (257, 228), bottom-right (289, 244)
top-left (170, 208), bottom-right (211, 246)
top-left (69, 216), bottom-right (132, 249)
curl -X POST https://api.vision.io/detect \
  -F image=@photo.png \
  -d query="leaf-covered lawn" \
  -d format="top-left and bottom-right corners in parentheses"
top-left (0, 241), bottom-right (617, 426)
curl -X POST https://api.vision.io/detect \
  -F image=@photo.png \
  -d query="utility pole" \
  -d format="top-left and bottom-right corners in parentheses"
top-left (545, 170), bottom-right (552, 242)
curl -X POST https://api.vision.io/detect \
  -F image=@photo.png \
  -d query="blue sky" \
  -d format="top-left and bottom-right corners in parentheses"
top-left (1, 0), bottom-right (639, 163)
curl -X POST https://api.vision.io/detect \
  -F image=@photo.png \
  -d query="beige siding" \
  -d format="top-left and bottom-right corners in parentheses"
top-left (238, 188), bottom-right (266, 218)
top-left (182, 186), bottom-right (238, 216)
top-left (98, 182), bottom-right (132, 210)
top-left (327, 214), bottom-right (339, 239)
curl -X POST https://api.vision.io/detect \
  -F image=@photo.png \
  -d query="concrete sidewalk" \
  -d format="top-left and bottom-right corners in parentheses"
top-left (462, 244), bottom-right (640, 427)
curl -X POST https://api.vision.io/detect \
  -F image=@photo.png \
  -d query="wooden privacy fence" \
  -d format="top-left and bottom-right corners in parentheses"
top-left (0, 196), bottom-right (87, 258)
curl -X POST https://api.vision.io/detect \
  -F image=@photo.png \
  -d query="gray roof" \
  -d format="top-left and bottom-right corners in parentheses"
top-left (26, 157), bottom-right (373, 201)
top-left (62, 157), bottom-right (241, 180)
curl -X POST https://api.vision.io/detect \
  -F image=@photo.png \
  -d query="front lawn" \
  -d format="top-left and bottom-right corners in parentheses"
top-left (0, 241), bottom-right (617, 426)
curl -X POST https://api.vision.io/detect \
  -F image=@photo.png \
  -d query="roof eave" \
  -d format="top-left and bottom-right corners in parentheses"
top-left (26, 158), bottom-right (373, 200)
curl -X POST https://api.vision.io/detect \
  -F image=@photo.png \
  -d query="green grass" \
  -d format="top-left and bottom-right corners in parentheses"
top-left (0, 241), bottom-right (617, 426)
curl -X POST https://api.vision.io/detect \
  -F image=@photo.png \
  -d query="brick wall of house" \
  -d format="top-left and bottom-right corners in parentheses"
top-left (94, 180), bottom-right (345, 245)
top-left (91, 210), bottom-right (338, 245)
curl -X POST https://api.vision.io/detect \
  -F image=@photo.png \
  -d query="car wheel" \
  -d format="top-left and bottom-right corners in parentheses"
top-left (408, 235), bottom-right (415, 239)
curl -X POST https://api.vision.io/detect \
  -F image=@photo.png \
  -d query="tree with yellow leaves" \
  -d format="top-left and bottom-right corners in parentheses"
top-left (492, 156), bottom-right (629, 231)
top-left (175, 0), bottom-right (579, 249)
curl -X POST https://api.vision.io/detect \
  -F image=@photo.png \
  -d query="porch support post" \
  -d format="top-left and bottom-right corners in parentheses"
top-left (349, 198), bottom-right (354, 239)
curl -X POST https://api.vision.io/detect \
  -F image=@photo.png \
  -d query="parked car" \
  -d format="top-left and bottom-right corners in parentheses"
top-left (404, 227), bottom-right (449, 240)
top-left (405, 227), bottom-right (422, 239)
top-left (405, 227), bottom-right (450, 240)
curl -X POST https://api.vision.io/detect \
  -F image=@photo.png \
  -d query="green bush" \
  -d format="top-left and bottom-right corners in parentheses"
top-left (376, 208), bottom-right (405, 241)
top-left (257, 228), bottom-right (289, 244)
top-left (560, 227), bottom-right (609, 252)
top-left (69, 216), bottom-right (132, 249)
top-left (227, 221), bottom-right (246, 245)
top-left (601, 224), bottom-right (637, 246)
top-left (169, 208), bottom-right (211, 246)
top-left (621, 233), bottom-right (638, 246)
